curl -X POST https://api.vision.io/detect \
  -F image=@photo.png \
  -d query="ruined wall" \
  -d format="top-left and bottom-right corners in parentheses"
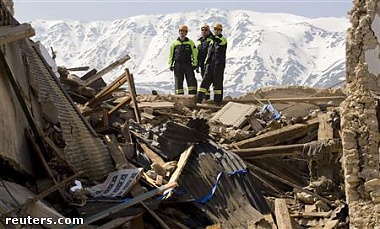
top-left (342, 0), bottom-right (380, 227)
top-left (0, 1), bottom-right (35, 174)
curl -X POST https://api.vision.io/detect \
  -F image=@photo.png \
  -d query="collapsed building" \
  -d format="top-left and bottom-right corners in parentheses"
top-left (0, 0), bottom-right (380, 228)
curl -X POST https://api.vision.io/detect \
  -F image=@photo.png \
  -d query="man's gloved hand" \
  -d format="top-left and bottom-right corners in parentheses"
top-left (195, 68), bottom-right (200, 73)
top-left (170, 66), bottom-right (174, 71)
top-left (192, 65), bottom-right (197, 71)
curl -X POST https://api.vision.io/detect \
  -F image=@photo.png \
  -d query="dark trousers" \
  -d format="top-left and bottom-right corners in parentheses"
top-left (174, 62), bottom-right (197, 94)
top-left (197, 63), bottom-right (225, 104)
top-left (200, 65), bottom-right (210, 100)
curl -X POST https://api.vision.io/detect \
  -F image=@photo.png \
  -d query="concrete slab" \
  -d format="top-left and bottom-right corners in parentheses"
top-left (211, 102), bottom-right (257, 128)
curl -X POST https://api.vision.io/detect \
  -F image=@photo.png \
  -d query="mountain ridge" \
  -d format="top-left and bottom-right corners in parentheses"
top-left (31, 8), bottom-right (350, 97)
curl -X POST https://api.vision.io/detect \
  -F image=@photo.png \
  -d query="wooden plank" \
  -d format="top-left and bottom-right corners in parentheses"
top-left (274, 199), bottom-right (293, 229)
top-left (155, 175), bottom-right (163, 186)
top-left (138, 101), bottom-right (174, 109)
top-left (85, 72), bottom-right (128, 107)
top-left (290, 211), bottom-right (332, 218)
top-left (108, 95), bottom-right (131, 115)
top-left (0, 23), bottom-right (35, 45)
top-left (168, 145), bottom-right (194, 184)
top-left (25, 129), bottom-right (68, 202)
top-left (41, 134), bottom-right (75, 171)
top-left (247, 164), bottom-right (334, 206)
top-left (231, 143), bottom-right (305, 158)
top-left (164, 145), bottom-right (194, 197)
top-left (140, 143), bottom-right (165, 165)
top-left (121, 120), bottom-right (132, 143)
top-left (103, 135), bottom-right (130, 170)
top-left (64, 182), bottom-right (177, 229)
top-left (196, 103), bottom-right (221, 110)
top-left (232, 96), bottom-right (346, 104)
top-left (318, 112), bottom-right (334, 140)
top-left (141, 112), bottom-right (156, 120)
top-left (82, 54), bottom-right (130, 87)
top-left (66, 66), bottom-right (90, 71)
top-left (234, 118), bottom-right (319, 149)
top-left (126, 69), bottom-right (141, 123)
top-left (231, 140), bottom-right (342, 158)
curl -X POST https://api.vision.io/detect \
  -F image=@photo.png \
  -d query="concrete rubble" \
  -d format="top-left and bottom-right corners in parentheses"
top-left (1, 0), bottom-right (380, 228)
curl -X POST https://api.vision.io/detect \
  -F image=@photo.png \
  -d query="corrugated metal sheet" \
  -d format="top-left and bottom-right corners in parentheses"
top-left (177, 141), bottom-right (270, 228)
top-left (18, 39), bottom-right (114, 180)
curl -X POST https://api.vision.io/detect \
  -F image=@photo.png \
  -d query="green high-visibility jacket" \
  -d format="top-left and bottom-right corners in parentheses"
top-left (168, 37), bottom-right (198, 67)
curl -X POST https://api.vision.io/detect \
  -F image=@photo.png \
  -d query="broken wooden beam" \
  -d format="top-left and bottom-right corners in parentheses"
top-left (231, 96), bottom-right (346, 104)
top-left (231, 140), bottom-right (342, 159)
top-left (108, 95), bottom-right (131, 115)
top-left (140, 143), bottom-right (165, 165)
top-left (85, 72), bottom-right (129, 107)
top-left (290, 211), bottom-right (332, 218)
top-left (0, 23), bottom-right (35, 45)
top-left (25, 129), bottom-right (69, 202)
top-left (103, 134), bottom-right (130, 170)
top-left (169, 145), bottom-right (194, 183)
top-left (64, 182), bottom-right (178, 229)
top-left (66, 66), bottom-right (90, 71)
top-left (247, 163), bottom-right (335, 206)
top-left (234, 118), bottom-right (319, 149)
top-left (163, 145), bottom-right (194, 199)
top-left (82, 54), bottom-right (131, 87)
top-left (318, 112), bottom-right (334, 140)
top-left (126, 69), bottom-right (141, 123)
top-left (274, 199), bottom-right (293, 229)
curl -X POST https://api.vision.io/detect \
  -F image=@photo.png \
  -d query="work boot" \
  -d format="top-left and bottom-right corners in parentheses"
top-left (197, 93), bottom-right (204, 103)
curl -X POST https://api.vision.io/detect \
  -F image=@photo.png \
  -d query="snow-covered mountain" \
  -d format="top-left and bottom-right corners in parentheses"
top-left (30, 8), bottom-right (350, 97)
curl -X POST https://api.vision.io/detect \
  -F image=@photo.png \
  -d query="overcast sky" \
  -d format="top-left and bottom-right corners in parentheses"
top-left (13, 0), bottom-right (352, 22)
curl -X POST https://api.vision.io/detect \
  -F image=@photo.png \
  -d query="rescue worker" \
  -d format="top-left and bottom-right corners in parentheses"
top-left (197, 23), bottom-right (227, 106)
top-left (168, 25), bottom-right (198, 95)
top-left (196, 24), bottom-right (214, 100)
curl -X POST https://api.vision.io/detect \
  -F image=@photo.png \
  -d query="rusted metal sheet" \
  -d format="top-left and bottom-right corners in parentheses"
top-left (210, 102), bottom-right (257, 128)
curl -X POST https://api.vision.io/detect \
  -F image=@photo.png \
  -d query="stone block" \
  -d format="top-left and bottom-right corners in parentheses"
top-left (365, 179), bottom-right (380, 192)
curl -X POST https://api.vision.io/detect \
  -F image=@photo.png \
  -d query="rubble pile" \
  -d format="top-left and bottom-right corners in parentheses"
top-left (1, 36), bottom-right (351, 227)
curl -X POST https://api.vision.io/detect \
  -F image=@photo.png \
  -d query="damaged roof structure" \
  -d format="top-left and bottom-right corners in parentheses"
top-left (1, 0), bottom-right (380, 228)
